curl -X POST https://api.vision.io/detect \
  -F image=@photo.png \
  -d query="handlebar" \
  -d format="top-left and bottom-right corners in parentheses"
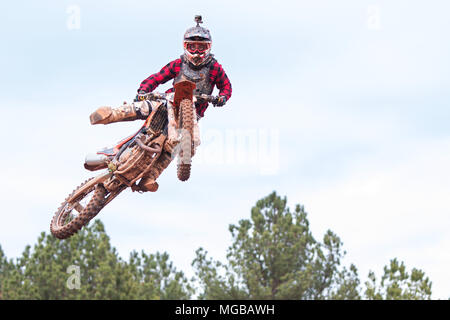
top-left (138, 92), bottom-right (165, 101)
top-left (195, 93), bottom-right (219, 104)
top-left (137, 92), bottom-right (219, 105)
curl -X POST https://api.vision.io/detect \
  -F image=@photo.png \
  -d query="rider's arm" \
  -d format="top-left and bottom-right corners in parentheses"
top-left (138, 59), bottom-right (182, 93)
top-left (210, 61), bottom-right (232, 102)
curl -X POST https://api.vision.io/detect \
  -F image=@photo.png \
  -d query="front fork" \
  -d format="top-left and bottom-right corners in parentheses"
top-left (166, 100), bottom-right (201, 149)
top-left (192, 109), bottom-right (201, 148)
top-left (167, 101), bottom-right (178, 142)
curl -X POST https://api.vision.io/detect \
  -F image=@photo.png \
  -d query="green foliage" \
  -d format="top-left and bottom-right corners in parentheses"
top-left (0, 192), bottom-right (435, 300)
top-left (192, 191), bottom-right (361, 299)
top-left (0, 220), bottom-right (192, 300)
top-left (364, 258), bottom-right (432, 300)
top-left (0, 245), bottom-right (12, 299)
top-left (128, 251), bottom-right (194, 299)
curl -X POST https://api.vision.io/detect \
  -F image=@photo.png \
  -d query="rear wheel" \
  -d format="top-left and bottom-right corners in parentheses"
top-left (177, 99), bottom-right (194, 181)
top-left (50, 177), bottom-right (109, 239)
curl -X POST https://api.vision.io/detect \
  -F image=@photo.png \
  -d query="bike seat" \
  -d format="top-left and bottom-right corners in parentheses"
top-left (114, 133), bottom-right (136, 151)
top-left (97, 130), bottom-right (141, 157)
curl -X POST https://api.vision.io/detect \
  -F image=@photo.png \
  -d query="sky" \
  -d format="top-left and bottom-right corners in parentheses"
top-left (1, 0), bottom-right (450, 298)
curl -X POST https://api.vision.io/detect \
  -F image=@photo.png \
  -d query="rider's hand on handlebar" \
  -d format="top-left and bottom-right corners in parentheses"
top-left (134, 90), bottom-right (147, 102)
top-left (214, 96), bottom-right (227, 107)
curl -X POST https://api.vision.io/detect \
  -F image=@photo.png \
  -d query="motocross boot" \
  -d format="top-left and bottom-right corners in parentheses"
top-left (137, 178), bottom-right (159, 192)
top-left (90, 101), bottom-right (151, 125)
top-left (136, 152), bottom-right (173, 192)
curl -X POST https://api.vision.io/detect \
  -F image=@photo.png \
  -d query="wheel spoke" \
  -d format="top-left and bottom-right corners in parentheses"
top-left (73, 202), bottom-right (84, 213)
top-left (51, 176), bottom-right (113, 239)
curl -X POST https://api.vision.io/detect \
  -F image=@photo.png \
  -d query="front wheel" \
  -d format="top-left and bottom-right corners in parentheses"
top-left (177, 98), bottom-right (194, 181)
top-left (50, 174), bottom-right (120, 239)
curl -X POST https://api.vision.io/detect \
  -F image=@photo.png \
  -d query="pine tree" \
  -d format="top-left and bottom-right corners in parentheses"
top-left (192, 191), bottom-right (360, 299)
top-left (0, 245), bottom-right (10, 299)
top-left (365, 258), bottom-right (432, 300)
top-left (0, 220), bottom-right (192, 299)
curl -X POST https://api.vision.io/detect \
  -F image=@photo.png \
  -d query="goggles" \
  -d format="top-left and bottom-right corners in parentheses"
top-left (184, 41), bottom-right (211, 54)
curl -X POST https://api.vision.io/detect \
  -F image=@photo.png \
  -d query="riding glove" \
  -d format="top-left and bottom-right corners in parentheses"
top-left (135, 90), bottom-right (147, 102)
top-left (215, 96), bottom-right (227, 107)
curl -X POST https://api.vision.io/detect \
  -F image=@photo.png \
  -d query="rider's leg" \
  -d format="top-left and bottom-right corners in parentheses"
top-left (138, 151), bottom-right (173, 192)
top-left (90, 101), bottom-right (152, 125)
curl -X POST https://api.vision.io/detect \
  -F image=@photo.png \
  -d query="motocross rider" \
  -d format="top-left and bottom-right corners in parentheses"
top-left (88, 16), bottom-right (232, 192)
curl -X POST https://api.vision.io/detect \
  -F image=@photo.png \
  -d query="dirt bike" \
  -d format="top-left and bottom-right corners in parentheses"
top-left (50, 80), bottom-right (218, 239)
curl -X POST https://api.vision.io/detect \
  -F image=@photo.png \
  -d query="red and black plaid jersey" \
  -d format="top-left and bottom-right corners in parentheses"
top-left (138, 58), bottom-right (232, 117)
